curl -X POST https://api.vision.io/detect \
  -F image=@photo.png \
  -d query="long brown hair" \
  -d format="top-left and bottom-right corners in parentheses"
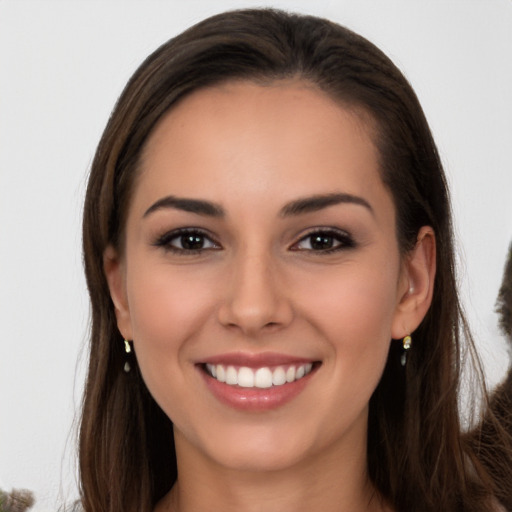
top-left (80, 9), bottom-right (512, 511)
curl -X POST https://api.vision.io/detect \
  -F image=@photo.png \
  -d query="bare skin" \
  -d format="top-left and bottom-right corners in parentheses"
top-left (104, 80), bottom-right (435, 512)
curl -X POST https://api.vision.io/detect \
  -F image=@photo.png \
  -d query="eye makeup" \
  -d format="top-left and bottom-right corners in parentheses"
top-left (152, 227), bottom-right (221, 255)
top-left (290, 227), bottom-right (356, 254)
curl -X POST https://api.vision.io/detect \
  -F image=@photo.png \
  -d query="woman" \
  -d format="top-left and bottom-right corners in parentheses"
top-left (79, 9), bottom-right (512, 511)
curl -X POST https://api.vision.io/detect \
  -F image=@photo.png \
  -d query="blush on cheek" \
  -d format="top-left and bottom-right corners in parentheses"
top-left (308, 270), bottom-right (397, 330)
top-left (129, 267), bottom-right (212, 335)
top-left (127, 274), bottom-right (217, 404)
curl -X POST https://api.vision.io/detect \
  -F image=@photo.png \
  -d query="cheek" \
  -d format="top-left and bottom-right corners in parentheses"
top-left (123, 263), bottom-right (223, 429)
top-left (127, 258), bottom-right (218, 331)
top-left (300, 259), bottom-right (399, 338)
top-left (295, 256), bottom-right (400, 386)
top-left (124, 262), bottom-right (217, 379)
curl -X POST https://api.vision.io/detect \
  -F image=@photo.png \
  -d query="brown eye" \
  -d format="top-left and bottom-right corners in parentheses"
top-left (178, 233), bottom-right (208, 250)
top-left (309, 234), bottom-right (337, 250)
top-left (292, 229), bottom-right (355, 253)
top-left (154, 229), bottom-right (220, 253)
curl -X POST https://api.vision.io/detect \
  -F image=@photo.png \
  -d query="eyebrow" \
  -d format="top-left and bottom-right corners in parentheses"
top-left (143, 196), bottom-right (225, 218)
top-left (280, 193), bottom-right (374, 217)
top-left (143, 192), bottom-right (373, 219)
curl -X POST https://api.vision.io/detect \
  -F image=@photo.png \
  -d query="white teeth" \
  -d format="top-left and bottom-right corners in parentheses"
top-left (254, 367), bottom-right (273, 388)
top-left (206, 363), bottom-right (314, 388)
top-left (216, 364), bottom-right (226, 383)
top-left (238, 367), bottom-right (254, 387)
top-left (226, 366), bottom-right (238, 385)
top-left (206, 363), bottom-right (216, 378)
top-left (286, 366), bottom-right (296, 383)
top-left (272, 366), bottom-right (286, 386)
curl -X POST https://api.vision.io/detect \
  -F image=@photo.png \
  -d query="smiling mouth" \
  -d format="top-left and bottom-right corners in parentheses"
top-left (203, 362), bottom-right (316, 389)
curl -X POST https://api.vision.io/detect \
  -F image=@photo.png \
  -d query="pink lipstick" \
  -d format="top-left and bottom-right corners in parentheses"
top-left (198, 352), bottom-right (319, 411)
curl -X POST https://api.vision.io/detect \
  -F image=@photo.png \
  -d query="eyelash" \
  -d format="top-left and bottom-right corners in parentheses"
top-left (153, 228), bottom-right (221, 254)
top-left (152, 227), bottom-right (356, 255)
top-left (290, 228), bottom-right (356, 254)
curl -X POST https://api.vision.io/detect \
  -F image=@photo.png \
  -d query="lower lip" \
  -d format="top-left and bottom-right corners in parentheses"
top-left (200, 366), bottom-right (316, 411)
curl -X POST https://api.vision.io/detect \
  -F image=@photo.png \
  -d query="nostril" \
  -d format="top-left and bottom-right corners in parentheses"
top-left (216, 281), bottom-right (294, 334)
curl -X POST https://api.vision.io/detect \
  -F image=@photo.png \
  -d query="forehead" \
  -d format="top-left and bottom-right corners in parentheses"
top-left (142, 80), bottom-right (376, 166)
top-left (133, 80), bottom-right (389, 218)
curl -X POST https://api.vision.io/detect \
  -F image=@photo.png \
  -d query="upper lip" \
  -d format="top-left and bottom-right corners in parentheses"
top-left (199, 351), bottom-right (318, 368)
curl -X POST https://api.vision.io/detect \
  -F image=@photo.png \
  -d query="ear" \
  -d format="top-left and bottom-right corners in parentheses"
top-left (391, 226), bottom-right (436, 339)
top-left (103, 245), bottom-right (133, 340)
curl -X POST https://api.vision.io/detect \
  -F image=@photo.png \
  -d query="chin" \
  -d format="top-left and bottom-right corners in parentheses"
top-left (188, 421), bottom-right (326, 474)
top-left (210, 443), bottom-right (310, 473)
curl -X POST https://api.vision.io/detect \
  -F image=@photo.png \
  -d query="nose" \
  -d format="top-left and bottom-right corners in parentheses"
top-left (217, 251), bottom-right (294, 336)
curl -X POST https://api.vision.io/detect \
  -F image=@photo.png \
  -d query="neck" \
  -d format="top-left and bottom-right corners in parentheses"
top-left (165, 469), bottom-right (381, 512)
top-left (156, 420), bottom-right (388, 512)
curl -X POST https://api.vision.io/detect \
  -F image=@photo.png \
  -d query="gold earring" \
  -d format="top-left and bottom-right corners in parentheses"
top-left (401, 335), bottom-right (412, 367)
top-left (124, 339), bottom-right (132, 372)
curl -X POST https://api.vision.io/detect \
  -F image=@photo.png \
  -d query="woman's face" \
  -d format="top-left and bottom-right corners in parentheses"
top-left (106, 81), bottom-right (416, 473)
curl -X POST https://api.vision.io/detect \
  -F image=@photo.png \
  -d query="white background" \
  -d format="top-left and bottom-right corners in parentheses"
top-left (1, 0), bottom-right (511, 510)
